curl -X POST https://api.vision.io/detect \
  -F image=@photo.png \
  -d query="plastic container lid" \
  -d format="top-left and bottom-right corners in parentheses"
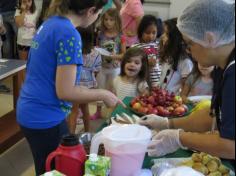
top-left (61, 134), bottom-right (79, 146)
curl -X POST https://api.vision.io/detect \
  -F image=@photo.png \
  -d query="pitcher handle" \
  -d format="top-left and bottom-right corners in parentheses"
top-left (90, 131), bottom-right (104, 154)
top-left (45, 151), bottom-right (85, 172)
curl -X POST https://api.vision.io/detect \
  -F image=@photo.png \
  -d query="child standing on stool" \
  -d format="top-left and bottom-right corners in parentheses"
top-left (68, 26), bottom-right (102, 133)
top-left (93, 8), bottom-right (126, 120)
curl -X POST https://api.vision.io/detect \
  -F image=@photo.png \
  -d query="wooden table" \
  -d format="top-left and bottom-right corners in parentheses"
top-left (0, 59), bottom-right (26, 153)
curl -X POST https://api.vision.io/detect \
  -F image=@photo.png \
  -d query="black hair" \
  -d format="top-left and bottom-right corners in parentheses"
top-left (120, 47), bottom-right (149, 84)
top-left (137, 15), bottom-right (163, 42)
top-left (77, 26), bottom-right (94, 54)
top-left (37, 0), bottom-right (52, 28)
top-left (160, 18), bottom-right (189, 71)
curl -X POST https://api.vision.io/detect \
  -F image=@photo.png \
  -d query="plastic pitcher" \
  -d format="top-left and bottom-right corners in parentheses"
top-left (90, 124), bottom-right (151, 176)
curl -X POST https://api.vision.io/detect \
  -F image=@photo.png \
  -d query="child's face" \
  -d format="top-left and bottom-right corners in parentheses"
top-left (142, 24), bottom-right (157, 43)
top-left (104, 14), bottom-right (116, 30)
top-left (21, 0), bottom-right (32, 10)
top-left (124, 56), bottom-right (143, 78)
top-left (198, 63), bottom-right (214, 76)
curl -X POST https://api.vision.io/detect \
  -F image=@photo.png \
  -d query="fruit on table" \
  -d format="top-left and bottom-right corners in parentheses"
top-left (180, 152), bottom-right (230, 176)
top-left (130, 87), bottom-right (187, 117)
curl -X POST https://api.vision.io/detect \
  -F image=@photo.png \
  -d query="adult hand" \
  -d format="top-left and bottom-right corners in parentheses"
top-left (147, 129), bottom-right (187, 157)
top-left (100, 90), bottom-right (126, 108)
top-left (139, 114), bottom-right (169, 130)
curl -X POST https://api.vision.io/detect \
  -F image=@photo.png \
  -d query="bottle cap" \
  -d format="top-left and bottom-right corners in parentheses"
top-left (61, 134), bottom-right (79, 146)
top-left (89, 153), bottom-right (99, 162)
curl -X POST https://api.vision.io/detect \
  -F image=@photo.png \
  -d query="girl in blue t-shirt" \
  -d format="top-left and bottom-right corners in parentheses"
top-left (16, 0), bottom-right (123, 175)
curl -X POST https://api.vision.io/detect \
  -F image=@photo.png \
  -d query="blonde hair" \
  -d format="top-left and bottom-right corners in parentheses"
top-left (100, 8), bottom-right (122, 33)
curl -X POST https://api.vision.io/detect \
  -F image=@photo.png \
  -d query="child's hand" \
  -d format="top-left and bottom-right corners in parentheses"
top-left (148, 58), bottom-right (157, 67)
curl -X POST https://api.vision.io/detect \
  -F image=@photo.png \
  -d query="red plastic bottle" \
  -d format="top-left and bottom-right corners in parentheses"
top-left (46, 134), bottom-right (87, 176)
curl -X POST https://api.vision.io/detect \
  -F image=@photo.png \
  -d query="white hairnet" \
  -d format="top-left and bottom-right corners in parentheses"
top-left (177, 0), bottom-right (235, 48)
top-left (160, 166), bottom-right (204, 176)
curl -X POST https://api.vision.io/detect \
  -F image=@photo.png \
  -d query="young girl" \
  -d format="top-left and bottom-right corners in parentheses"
top-left (93, 8), bottom-right (126, 119)
top-left (15, 0), bottom-right (39, 60)
top-left (16, 0), bottom-right (122, 175)
top-left (135, 15), bottom-right (163, 88)
top-left (159, 18), bottom-right (193, 94)
top-left (181, 62), bottom-right (214, 103)
top-left (112, 47), bottom-right (149, 100)
top-left (68, 26), bottom-right (102, 133)
top-left (120, 0), bottom-right (144, 47)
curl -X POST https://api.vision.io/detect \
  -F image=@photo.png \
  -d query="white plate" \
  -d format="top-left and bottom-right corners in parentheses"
top-left (94, 47), bottom-right (111, 56)
top-left (188, 96), bottom-right (212, 102)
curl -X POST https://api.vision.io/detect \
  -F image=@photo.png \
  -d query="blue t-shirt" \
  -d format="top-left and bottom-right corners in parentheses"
top-left (17, 16), bottom-right (83, 129)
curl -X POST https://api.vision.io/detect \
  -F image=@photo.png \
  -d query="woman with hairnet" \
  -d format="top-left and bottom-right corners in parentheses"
top-left (140, 0), bottom-right (235, 165)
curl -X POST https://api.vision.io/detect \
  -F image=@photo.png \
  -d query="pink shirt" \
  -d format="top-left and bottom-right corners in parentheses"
top-left (120, 0), bottom-right (144, 47)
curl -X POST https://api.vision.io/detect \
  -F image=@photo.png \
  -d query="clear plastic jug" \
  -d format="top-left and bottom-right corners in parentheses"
top-left (90, 124), bottom-right (151, 176)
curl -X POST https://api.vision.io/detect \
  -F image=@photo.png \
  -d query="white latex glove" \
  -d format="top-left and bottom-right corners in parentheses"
top-left (139, 114), bottom-right (169, 130)
top-left (147, 129), bottom-right (187, 157)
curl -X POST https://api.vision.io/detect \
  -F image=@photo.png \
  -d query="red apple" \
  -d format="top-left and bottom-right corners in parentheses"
top-left (138, 107), bottom-right (149, 114)
top-left (148, 96), bottom-right (156, 105)
top-left (133, 102), bottom-right (142, 110)
top-left (173, 106), bottom-right (186, 116)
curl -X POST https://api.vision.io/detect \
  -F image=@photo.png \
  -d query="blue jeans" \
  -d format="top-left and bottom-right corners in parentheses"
top-left (20, 120), bottom-right (69, 176)
top-left (1, 11), bottom-right (17, 58)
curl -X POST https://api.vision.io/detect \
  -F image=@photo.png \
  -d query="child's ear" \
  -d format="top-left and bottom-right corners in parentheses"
top-left (87, 7), bottom-right (96, 16)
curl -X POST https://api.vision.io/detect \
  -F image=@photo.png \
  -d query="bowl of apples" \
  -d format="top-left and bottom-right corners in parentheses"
top-left (130, 88), bottom-right (189, 118)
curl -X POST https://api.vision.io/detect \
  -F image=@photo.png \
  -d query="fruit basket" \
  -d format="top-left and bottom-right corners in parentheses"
top-left (130, 88), bottom-right (190, 118)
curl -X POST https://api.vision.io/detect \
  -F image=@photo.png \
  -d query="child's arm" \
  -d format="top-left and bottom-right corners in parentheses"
top-left (110, 35), bottom-right (126, 61)
top-left (15, 5), bottom-right (27, 27)
top-left (113, 0), bottom-right (122, 11)
top-left (180, 82), bottom-right (191, 104)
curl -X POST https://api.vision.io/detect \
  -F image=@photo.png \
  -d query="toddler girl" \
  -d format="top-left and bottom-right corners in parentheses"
top-left (112, 47), bottom-right (150, 100)
top-left (68, 26), bottom-right (102, 133)
top-left (135, 15), bottom-right (163, 87)
top-left (159, 18), bottom-right (193, 94)
top-left (93, 8), bottom-right (126, 119)
top-left (181, 62), bottom-right (214, 103)
top-left (15, 0), bottom-right (39, 60)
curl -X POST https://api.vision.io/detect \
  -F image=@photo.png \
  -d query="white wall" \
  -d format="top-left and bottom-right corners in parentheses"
top-left (143, 0), bottom-right (198, 20)
top-left (169, 0), bottom-right (197, 18)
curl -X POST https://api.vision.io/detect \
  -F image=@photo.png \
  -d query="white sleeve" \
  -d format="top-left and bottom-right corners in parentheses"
top-left (178, 58), bottom-right (193, 78)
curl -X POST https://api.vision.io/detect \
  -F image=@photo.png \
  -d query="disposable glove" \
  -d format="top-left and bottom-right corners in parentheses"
top-left (147, 129), bottom-right (187, 157)
top-left (139, 114), bottom-right (169, 130)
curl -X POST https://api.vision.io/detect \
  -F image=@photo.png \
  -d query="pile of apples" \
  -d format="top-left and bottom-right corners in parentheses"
top-left (130, 88), bottom-right (188, 117)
